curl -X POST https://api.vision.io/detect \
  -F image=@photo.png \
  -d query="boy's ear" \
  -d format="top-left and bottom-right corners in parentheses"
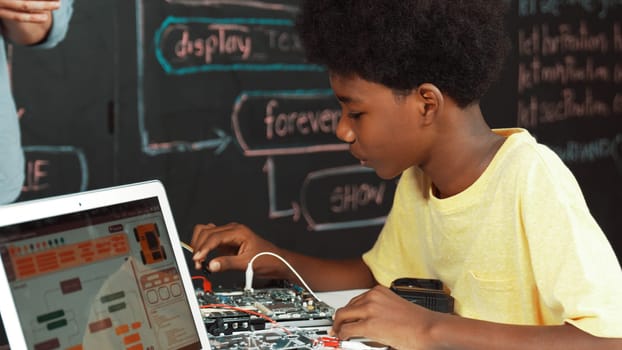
top-left (414, 83), bottom-right (443, 123)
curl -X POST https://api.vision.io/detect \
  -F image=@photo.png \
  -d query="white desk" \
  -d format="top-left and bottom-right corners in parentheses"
top-left (316, 289), bottom-right (369, 309)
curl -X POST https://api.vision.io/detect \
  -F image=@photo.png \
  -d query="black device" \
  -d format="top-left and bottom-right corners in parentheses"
top-left (390, 278), bottom-right (454, 313)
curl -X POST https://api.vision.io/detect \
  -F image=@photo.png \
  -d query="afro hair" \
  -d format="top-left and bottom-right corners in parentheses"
top-left (295, 0), bottom-right (511, 107)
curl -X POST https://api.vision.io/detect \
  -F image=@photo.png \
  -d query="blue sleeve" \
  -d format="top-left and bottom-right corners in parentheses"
top-left (34, 0), bottom-right (74, 49)
top-left (0, 37), bottom-right (24, 204)
top-left (0, 91), bottom-right (25, 204)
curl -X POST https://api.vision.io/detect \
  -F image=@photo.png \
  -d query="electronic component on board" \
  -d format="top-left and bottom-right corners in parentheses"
top-left (208, 327), bottom-right (320, 350)
top-left (197, 281), bottom-right (334, 336)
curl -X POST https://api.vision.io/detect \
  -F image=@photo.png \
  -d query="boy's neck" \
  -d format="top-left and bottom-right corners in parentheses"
top-left (423, 105), bottom-right (505, 199)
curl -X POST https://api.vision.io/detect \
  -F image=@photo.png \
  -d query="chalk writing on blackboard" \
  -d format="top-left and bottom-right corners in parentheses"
top-left (519, 0), bottom-right (622, 18)
top-left (137, 0), bottom-right (392, 231)
top-left (155, 17), bottom-right (320, 74)
top-left (232, 90), bottom-right (346, 156)
top-left (266, 158), bottom-right (396, 231)
top-left (137, 0), bottom-right (325, 156)
top-left (20, 146), bottom-right (88, 200)
top-left (550, 133), bottom-right (622, 171)
top-left (517, 20), bottom-right (618, 126)
top-left (164, 0), bottom-right (298, 13)
top-left (517, 17), bottom-right (620, 127)
top-left (301, 165), bottom-right (394, 231)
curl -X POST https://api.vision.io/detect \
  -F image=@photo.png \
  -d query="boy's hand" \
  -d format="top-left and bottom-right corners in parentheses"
top-left (191, 222), bottom-right (280, 275)
top-left (330, 285), bottom-right (446, 350)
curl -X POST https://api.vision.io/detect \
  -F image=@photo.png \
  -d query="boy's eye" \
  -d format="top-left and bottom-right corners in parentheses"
top-left (348, 112), bottom-right (363, 119)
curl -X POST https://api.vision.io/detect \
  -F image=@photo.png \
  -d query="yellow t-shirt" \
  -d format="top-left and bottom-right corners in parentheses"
top-left (362, 128), bottom-right (622, 337)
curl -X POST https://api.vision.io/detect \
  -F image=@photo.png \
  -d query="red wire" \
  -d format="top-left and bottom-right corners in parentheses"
top-left (191, 275), bottom-right (212, 292)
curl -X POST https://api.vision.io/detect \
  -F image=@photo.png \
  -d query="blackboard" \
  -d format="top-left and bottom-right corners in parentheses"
top-left (9, 0), bottom-right (622, 287)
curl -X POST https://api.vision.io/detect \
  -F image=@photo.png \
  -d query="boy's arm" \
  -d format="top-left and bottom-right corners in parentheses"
top-left (428, 312), bottom-right (622, 350)
top-left (331, 286), bottom-right (622, 350)
top-left (269, 252), bottom-right (376, 292)
top-left (191, 222), bottom-right (377, 291)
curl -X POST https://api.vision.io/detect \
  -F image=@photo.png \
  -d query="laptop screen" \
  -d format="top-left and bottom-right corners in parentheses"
top-left (0, 195), bottom-right (202, 350)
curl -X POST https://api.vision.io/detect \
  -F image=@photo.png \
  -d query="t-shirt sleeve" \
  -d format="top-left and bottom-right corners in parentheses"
top-left (521, 145), bottom-right (622, 337)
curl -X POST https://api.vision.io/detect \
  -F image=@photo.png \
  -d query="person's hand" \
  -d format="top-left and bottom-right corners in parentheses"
top-left (330, 285), bottom-right (446, 350)
top-left (191, 222), bottom-right (280, 275)
top-left (0, 0), bottom-right (60, 23)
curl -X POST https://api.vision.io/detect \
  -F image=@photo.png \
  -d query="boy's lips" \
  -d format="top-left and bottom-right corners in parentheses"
top-left (350, 150), bottom-right (368, 166)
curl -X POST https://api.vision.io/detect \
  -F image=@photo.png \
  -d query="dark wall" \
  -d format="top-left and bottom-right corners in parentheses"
top-left (10, 0), bottom-right (622, 287)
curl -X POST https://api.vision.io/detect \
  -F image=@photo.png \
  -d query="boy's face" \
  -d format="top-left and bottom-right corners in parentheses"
top-left (330, 73), bottom-right (428, 179)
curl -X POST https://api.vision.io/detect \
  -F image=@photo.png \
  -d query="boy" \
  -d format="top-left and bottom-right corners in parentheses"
top-left (191, 1), bottom-right (622, 348)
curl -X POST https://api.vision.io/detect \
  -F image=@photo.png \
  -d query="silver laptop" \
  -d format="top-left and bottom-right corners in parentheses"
top-left (0, 181), bottom-right (211, 350)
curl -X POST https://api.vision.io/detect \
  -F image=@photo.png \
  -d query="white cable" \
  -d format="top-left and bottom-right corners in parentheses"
top-left (244, 251), bottom-right (322, 302)
top-left (340, 341), bottom-right (388, 350)
top-left (181, 241), bottom-right (193, 253)
top-left (181, 243), bottom-right (322, 303)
